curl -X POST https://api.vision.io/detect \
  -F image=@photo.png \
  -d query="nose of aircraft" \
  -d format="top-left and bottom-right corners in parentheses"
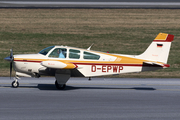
top-left (4, 49), bottom-right (14, 78)
top-left (4, 49), bottom-right (13, 61)
top-left (4, 56), bottom-right (13, 62)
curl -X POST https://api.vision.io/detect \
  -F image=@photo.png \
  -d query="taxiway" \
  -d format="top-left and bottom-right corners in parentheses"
top-left (0, 77), bottom-right (180, 120)
top-left (1, 0), bottom-right (180, 8)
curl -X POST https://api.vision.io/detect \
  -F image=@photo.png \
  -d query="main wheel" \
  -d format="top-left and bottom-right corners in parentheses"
top-left (12, 81), bottom-right (19, 88)
top-left (55, 80), bottom-right (66, 90)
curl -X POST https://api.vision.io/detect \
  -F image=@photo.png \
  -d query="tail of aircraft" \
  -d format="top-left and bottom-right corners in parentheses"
top-left (136, 33), bottom-right (174, 64)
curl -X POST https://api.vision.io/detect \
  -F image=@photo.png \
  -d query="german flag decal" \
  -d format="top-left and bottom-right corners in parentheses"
top-left (157, 43), bottom-right (163, 47)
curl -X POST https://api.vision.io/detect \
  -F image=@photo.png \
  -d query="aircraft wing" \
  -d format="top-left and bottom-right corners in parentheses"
top-left (41, 61), bottom-right (77, 69)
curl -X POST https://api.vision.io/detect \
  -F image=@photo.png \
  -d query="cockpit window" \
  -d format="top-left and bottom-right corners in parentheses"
top-left (49, 48), bottom-right (67, 58)
top-left (39, 46), bottom-right (54, 55)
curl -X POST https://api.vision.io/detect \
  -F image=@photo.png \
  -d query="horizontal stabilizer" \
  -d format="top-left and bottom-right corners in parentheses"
top-left (143, 61), bottom-right (170, 68)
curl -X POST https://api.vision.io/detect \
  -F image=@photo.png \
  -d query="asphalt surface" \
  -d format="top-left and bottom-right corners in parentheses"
top-left (0, 77), bottom-right (180, 120)
top-left (1, 0), bottom-right (180, 8)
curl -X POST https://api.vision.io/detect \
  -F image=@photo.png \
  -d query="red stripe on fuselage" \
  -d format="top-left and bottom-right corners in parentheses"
top-left (72, 62), bottom-right (162, 67)
top-left (14, 60), bottom-right (42, 63)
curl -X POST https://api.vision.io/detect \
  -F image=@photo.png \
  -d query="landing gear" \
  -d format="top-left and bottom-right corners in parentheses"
top-left (55, 80), bottom-right (66, 90)
top-left (55, 69), bottom-right (70, 90)
top-left (12, 80), bottom-right (19, 88)
top-left (11, 76), bottom-right (20, 88)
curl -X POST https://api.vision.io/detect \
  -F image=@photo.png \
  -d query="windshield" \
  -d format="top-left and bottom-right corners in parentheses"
top-left (39, 46), bottom-right (55, 55)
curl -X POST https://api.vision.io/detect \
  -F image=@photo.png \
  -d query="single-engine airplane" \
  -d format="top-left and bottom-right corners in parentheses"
top-left (4, 33), bottom-right (174, 89)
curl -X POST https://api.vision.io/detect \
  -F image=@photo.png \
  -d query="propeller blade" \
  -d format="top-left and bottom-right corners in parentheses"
top-left (10, 49), bottom-right (13, 59)
top-left (10, 49), bottom-right (13, 79)
top-left (10, 61), bottom-right (12, 79)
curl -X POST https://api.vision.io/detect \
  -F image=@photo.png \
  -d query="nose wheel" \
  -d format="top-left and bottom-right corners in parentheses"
top-left (12, 81), bottom-right (19, 88)
top-left (12, 76), bottom-right (20, 88)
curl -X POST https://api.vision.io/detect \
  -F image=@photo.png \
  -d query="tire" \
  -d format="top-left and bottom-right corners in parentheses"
top-left (55, 80), bottom-right (66, 90)
top-left (12, 81), bottom-right (19, 88)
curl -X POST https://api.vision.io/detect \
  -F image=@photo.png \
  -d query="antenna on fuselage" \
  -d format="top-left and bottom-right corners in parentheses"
top-left (87, 43), bottom-right (94, 50)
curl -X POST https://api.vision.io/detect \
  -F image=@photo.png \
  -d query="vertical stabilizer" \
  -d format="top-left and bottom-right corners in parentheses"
top-left (137, 33), bottom-right (174, 63)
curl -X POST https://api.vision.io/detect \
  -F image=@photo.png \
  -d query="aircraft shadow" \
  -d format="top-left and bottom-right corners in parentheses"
top-left (1, 84), bottom-right (156, 91)
top-left (37, 84), bottom-right (156, 91)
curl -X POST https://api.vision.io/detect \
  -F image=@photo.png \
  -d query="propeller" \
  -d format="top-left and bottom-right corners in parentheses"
top-left (4, 49), bottom-right (14, 79)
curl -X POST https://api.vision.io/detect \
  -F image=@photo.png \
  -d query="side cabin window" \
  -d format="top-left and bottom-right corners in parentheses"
top-left (69, 49), bottom-right (80, 59)
top-left (83, 51), bottom-right (100, 60)
top-left (49, 48), bottom-right (67, 58)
